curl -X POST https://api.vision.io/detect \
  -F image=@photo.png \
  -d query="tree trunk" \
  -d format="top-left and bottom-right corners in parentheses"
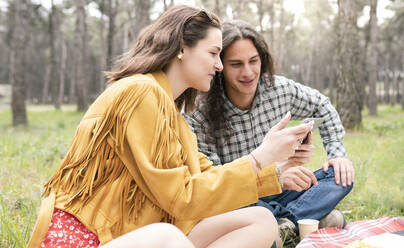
top-left (213, 0), bottom-right (221, 19)
top-left (383, 71), bottom-right (390, 103)
top-left (99, 0), bottom-right (107, 93)
top-left (106, 0), bottom-right (117, 70)
top-left (276, 0), bottom-right (285, 70)
top-left (74, 0), bottom-right (88, 111)
top-left (367, 0), bottom-right (378, 115)
top-left (132, 0), bottom-right (151, 40)
top-left (42, 63), bottom-right (51, 103)
top-left (58, 35), bottom-right (66, 107)
top-left (11, 0), bottom-right (29, 126)
top-left (69, 77), bottom-right (76, 103)
top-left (49, 0), bottom-right (60, 109)
top-left (163, 0), bottom-right (174, 11)
top-left (269, 0), bottom-right (275, 52)
top-left (329, 71), bottom-right (337, 104)
top-left (331, 52), bottom-right (338, 103)
top-left (313, 43), bottom-right (321, 90)
top-left (123, 19), bottom-right (129, 51)
top-left (336, 0), bottom-right (362, 129)
top-left (302, 51), bottom-right (313, 84)
top-left (392, 71), bottom-right (399, 105)
top-left (401, 55), bottom-right (404, 109)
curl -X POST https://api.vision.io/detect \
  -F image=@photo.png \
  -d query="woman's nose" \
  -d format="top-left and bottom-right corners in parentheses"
top-left (215, 58), bottom-right (223, 72)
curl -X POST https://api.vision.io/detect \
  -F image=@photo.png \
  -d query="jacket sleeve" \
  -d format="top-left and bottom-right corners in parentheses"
top-left (125, 89), bottom-right (281, 221)
top-left (285, 77), bottom-right (347, 159)
top-left (197, 151), bottom-right (282, 198)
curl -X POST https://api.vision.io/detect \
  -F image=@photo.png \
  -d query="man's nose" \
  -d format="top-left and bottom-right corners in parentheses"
top-left (241, 64), bottom-right (253, 77)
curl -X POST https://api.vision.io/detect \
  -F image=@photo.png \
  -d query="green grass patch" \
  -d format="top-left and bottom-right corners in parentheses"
top-left (0, 107), bottom-right (83, 248)
top-left (306, 105), bottom-right (404, 222)
top-left (0, 104), bottom-right (403, 247)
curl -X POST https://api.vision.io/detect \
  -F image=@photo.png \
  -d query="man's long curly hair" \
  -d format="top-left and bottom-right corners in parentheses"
top-left (197, 20), bottom-right (276, 143)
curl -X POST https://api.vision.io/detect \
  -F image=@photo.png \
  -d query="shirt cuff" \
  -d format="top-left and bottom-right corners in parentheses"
top-left (326, 141), bottom-right (347, 159)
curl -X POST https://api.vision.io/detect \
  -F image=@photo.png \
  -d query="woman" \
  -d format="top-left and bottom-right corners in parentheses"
top-left (27, 6), bottom-right (313, 248)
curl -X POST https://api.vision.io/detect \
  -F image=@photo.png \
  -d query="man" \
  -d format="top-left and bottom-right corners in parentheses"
top-left (185, 20), bottom-right (354, 244)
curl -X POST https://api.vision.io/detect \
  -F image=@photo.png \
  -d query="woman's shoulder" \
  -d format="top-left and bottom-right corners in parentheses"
top-left (110, 74), bottom-right (161, 91)
top-left (87, 74), bottom-right (172, 117)
top-left (104, 74), bottom-right (170, 102)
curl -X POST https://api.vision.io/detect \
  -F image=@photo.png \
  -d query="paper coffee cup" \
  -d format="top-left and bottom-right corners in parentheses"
top-left (298, 219), bottom-right (319, 240)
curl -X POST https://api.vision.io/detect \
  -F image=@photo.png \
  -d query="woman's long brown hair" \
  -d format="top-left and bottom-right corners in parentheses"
top-left (105, 5), bottom-right (220, 113)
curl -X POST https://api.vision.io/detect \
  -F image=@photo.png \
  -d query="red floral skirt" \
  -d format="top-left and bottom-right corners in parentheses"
top-left (41, 209), bottom-right (100, 248)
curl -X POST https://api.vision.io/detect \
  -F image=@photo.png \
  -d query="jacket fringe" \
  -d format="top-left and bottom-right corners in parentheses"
top-left (43, 77), bottom-right (179, 234)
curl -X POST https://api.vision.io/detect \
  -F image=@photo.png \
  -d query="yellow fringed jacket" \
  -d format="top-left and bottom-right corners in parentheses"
top-left (27, 71), bottom-right (282, 247)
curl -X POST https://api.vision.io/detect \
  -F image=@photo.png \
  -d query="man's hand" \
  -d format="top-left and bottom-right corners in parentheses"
top-left (280, 166), bottom-right (318, 192)
top-left (323, 157), bottom-right (354, 187)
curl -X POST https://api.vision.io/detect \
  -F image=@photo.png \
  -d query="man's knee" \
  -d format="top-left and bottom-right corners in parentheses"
top-left (314, 167), bottom-right (335, 179)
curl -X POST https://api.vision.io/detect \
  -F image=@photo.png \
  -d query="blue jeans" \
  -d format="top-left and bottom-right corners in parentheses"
top-left (250, 167), bottom-right (353, 225)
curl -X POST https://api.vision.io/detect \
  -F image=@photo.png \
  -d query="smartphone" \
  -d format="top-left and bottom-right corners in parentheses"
top-left (301, 117), bottom-right (324, 144)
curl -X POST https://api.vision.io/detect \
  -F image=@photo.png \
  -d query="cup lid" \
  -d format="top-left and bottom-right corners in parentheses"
top-left (297, 219), bottom-right (319, 225)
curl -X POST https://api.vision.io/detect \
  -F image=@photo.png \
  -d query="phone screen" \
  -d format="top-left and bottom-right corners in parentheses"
top-left (302, 118), bottom-right (324, 144)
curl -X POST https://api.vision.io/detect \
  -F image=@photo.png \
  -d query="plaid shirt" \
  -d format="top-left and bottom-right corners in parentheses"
top-left (184, 75), bottom-right (347, 165)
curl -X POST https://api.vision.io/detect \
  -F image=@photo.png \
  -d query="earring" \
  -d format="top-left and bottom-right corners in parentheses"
top-left (177, 53), bottom-right (183, 60)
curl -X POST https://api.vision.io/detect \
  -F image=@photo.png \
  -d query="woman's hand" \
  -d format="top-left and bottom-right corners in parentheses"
top-left (251, 112), bottom-right (313, 169)
top-left (285, 132), bottom-right (315, 167)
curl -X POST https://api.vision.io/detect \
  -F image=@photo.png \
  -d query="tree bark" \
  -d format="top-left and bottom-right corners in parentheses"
top-left (336, 0), bottom-right (362, 129)
top-left (268, 0), bottom-right (275, 52)
top-left (132, 0), bottom-right (151, 40)
top-left (98, 0), bottom-right (107, 93)
top-left (213, 0), bottom-right (221, 19)
top-left (49, 0), bottom-right (60, 109)
top-left (276, 0), bottom-right (285, 70)
top-left (163, 0), bottom-right (174, 11)
top-left (367, 0), bottom-right (378, 115)
top-left (392, 71), bottom-right (399, 105)
top-left (401, 54), bottom-right (404, 109)
top-left (69, 76), bottom-right (76, 103)
top-left (11, 0), bottom-right (29, 126)
top-left (42, 63), bottom-right (51, 103)
top-left (74, 0), bottom-right (88, 111)
top-left (58, 35), bottom-right (66, 107)
top-left (106, 0), bottom-right (117, 70)
top-left (383, 69), bottom-right (390, 103)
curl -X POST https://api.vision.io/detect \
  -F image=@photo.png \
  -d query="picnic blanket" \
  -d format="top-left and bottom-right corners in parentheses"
top-left (296, 217), bottom-right (404, 248)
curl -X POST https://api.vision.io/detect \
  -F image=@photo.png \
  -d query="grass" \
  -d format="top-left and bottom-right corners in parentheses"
top-left (0, 106), bottom-right (82, 248)
top-left (1, 104), bottom-right (404, 247)
top-left (306, 105), bottom-right (404, 222)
